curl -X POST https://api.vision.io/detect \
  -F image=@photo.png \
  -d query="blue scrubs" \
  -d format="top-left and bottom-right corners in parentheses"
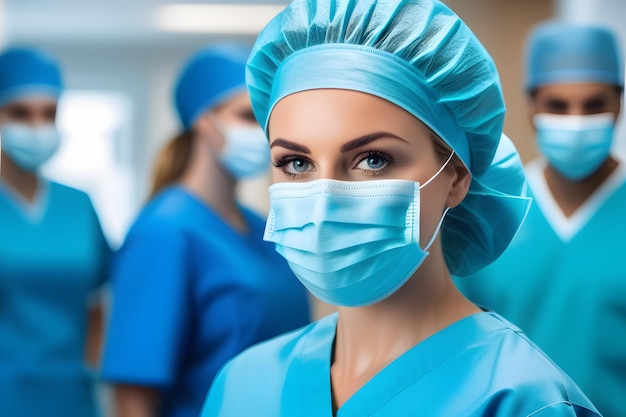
top-left (202, 311), bottom-right (599, 416)
top-left (456, 160), bottom-right (626, 417)
top-left (0, 180), bottom-right (110, 417)
top-left (102, 185), bottom-right (310, 417)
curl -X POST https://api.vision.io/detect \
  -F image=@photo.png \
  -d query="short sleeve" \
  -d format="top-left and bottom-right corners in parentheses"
top-left (101, 217), bottom-right (191, 387)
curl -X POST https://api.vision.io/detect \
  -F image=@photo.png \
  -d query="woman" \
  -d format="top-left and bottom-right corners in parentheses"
top-left (201, 1), bottom-right (600, 416)
top-left (0, 47), bottom-right (110, 417)
top-left (101, 43), bottom-right (310, 417)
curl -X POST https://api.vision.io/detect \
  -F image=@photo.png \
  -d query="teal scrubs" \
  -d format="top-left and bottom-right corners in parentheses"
top-left (202, 311), bottom-right (599, 416)
top-left (102, 186), bottom-right (310, 417)
top-left (0, 180), bottom-right (110, 417)
top-left (456, 159), bottom-right (626, 417)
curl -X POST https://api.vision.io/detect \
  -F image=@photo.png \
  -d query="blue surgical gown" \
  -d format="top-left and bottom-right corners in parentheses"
top-left (456, 159), bottom-right (626, 417)
top-left (0, 180), bottom-right (110, 417)
top-left (101, 185), bottom-right (310, 417)
top-left (202, 311), bottom-right (599, 416)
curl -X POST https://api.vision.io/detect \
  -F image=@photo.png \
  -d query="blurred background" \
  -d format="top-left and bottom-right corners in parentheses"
top-left (1, 0), bottom-right (624, 248)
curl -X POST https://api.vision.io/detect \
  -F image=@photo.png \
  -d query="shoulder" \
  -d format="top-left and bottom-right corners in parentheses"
top-left (47, 181), bottom-right (92, 206)
top-left (471, 313), bottom-right (599, 416)
top-left (127, 187), bottom-right (200, 236)
top-left (219, 317), bottom-right (319, 375)
top-left (202, 316), bottom-right (333, 416)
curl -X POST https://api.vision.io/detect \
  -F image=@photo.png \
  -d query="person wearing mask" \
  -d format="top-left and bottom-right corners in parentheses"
top-left (0, 47), bottom-right (110, 417)
top-left (200, 2), bottom-right (600, 416)
top-left (456, 21), bottom-right (625, 417)
top-left (101, 43), bottom-right (310, 417)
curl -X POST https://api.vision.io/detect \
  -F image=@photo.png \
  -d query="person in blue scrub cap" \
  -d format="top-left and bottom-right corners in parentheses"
top-left (200, 2), bottom-right (602, 416)
top-left (456, 21), bottom-right (625, 417)
top-left (101, 43), bottom-right (310, 417)
top-left (0, 47), bottom-right (111, 417)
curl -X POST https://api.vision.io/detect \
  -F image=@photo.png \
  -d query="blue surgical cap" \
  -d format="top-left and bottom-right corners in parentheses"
top-left (247, 0), bottom-right (532, 277)
top-left (174, 43), bottom-right (250, 130)
top-left (0, 47), bottom-right (63, 106)
top-left (526, 21), bottom-right (624, 90)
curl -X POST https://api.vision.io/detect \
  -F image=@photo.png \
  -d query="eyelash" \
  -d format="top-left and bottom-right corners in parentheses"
top-left (272, 149), bottom-right (394, 179)
top-left (272, 155), bottom-right (313, 179)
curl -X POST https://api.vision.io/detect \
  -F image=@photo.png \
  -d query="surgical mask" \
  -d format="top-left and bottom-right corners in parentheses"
top-left (0, 123), bottom-right (60, 172)
top-left (217, 122), bottom-right (270, 179)
top-left (534, 112), bottom-right (614, 181)
top-left (264, 153), bottom-right (453, 307)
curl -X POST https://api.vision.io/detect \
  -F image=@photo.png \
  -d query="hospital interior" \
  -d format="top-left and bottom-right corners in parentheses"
top-left (0, 0), bottom-right (625, 416)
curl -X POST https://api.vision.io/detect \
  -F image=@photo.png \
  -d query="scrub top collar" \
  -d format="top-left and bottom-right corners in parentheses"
top-left (0, 176), bottom-right (50, 222)
top-left (525, 156), bottom-right (626, 242)
top-left (283, 311), bottom-right (502, 417)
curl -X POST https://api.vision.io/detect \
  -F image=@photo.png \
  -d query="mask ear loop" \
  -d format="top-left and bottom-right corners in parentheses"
top-left (421, 150), bottom-right (456, 188)
top-left (419, 150), bottom-right (455, 251)
top-left (423, 207), bottom-right (451, 252)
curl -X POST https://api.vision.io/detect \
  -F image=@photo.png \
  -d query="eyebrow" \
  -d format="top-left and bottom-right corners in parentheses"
top-left (270, 139), bottom-right (311, 153)
top-left (340, 132), bottom-right (407, 152)
top-left (270, 132), bottom-right (407, 154)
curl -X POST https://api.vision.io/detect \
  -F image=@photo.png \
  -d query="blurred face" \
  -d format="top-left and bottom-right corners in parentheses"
top-left (211, 91), bottom-right (258, 127)
top-left (0, 96), bottom-right (57, 126)
top-left (194, 91), bottom-right (258, 150)
top-left (529, 82), bottom-right (621, 121)
top-left (268, 89), bottom-right (466, 242)
top-left (0, 96), bottom-right (60, 172)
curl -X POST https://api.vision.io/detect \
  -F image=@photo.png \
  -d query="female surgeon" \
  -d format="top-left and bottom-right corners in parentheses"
top-left (0, 47), bottom-right (110, 417)
top-left (101, 43), bottom-right (310, 417)
top-left (201, 1), bottom-right (602, 416)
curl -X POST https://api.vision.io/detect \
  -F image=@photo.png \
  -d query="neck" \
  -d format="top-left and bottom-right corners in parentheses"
top-left (544, 156), bottom-right (619, 217)
top-left (178, 143), bottom-right (247, 232)
top-left (330, 250), bottom-right (479, 410)
top-left (0, 152), bottom-right (40, 202)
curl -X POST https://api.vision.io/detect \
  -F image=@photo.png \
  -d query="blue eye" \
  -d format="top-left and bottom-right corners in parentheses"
top-left (355, 151), bottom-right (390, 173)
top-left (365, 156), bottom-right (386, 169)
top-left (290, 159), bottom-right (309, 173)
top-left (272, 155), bottom-right (313, 178)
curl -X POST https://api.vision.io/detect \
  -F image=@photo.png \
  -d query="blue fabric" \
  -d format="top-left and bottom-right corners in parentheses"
top-left (0, 180), bottom-right (110, 417)
top-left (202, 312), bottom-right (599, 416)
top-left (174, 44), bottom-right (250, 130)
top-left (102, 186), bottom-right (310, 417)
top-left (0, 47), bottom-right (63, 105)
top-left (456, 179), bottom-right (626, 417)
top-left (525, 21), bottom-right (624, 90)
top-left (246, 0), bottom-right (532, 277)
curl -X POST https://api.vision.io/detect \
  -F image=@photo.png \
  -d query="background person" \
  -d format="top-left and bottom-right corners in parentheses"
top-left (0, 46), bottom-right (110, 417)
top-left (456, 21), bottom-right (625, 417)
top-left (101, 43), bottom-right (310, 417)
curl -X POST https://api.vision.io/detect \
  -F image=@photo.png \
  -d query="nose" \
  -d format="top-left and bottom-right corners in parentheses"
top-left (317, 160), bottom-right (352, 182)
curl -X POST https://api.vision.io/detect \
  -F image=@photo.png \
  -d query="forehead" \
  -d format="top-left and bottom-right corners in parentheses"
top-left (2, 95), bottom-right (57, 110)
top-left (268, 89), bottom-right (427, 140)
top-left (533, 82), bottom-right (619, 102)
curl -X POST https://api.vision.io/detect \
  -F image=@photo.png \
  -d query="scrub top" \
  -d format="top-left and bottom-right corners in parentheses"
top-left (456, 158), bottom-right (626, 417)
top-left (0, 180), bottom-right (110, 417)
top-left (101, 185), bottom-right (310, 417)
top-left (202, 311), bottom-right (599, 416)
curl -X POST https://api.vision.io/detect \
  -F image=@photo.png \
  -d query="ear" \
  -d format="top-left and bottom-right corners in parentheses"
top-left (446, 164), bottom-right (471, 209)
top-left (526, 95), bottom-right (539, 132)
